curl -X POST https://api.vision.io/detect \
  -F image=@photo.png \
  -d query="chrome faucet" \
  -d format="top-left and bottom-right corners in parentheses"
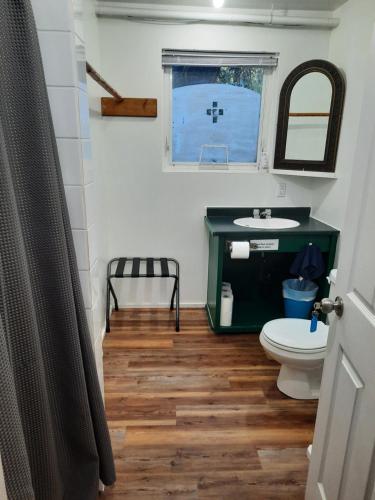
top-left (260, 209), bottom-right (272, 219)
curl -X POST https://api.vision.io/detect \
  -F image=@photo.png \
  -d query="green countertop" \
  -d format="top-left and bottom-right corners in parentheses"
top-left (205, 207), bottom-right (339, 237)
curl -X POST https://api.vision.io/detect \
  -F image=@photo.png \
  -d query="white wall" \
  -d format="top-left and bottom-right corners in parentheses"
top-left (29, 0), bottom-right (375, 322)
top-left (30, 0), bottom-right (375, 315)
top-left (97, 17), bottom-right (330, 306)
top-left (311, 0), bottom-right (375, 230)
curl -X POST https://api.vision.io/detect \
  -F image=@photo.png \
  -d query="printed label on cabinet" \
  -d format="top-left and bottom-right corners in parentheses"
top-left (250, 239), bottom-right (279, 251)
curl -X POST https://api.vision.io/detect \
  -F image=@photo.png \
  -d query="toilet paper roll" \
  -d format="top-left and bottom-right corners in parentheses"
top-left (220, 292), bottom-right (233, 327)
top-left (230, 241), bottom-right (250, 259)
top-left (222, 281), bottom-right (232, 289)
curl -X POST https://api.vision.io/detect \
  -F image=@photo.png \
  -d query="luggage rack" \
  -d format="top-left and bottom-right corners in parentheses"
top-left (106, 257), bottom-right (180, 333)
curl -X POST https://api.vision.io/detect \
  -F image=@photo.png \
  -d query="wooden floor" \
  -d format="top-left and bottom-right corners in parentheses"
top-left (102, 308), bottom-right (318, 500)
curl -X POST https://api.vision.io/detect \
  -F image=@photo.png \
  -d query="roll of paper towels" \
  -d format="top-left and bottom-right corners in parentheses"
top-left (220, 292), bottom-right (233, 327)
top-left (230, 241), bottom-right (250, 259)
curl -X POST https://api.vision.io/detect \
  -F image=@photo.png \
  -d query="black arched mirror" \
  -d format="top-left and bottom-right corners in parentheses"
top-left (274, 60), bottom-right (345, 173)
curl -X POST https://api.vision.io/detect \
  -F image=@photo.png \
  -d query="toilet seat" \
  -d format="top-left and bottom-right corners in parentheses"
top-left (262, 318), bottom-right (328, 354)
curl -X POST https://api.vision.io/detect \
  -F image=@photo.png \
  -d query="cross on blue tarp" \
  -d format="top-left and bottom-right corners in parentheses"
top-left (206, 101), bottom-right (224, 123)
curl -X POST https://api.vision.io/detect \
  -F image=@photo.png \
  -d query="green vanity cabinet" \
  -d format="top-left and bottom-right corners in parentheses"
top-left (205, 207), bottom-right (339, 333)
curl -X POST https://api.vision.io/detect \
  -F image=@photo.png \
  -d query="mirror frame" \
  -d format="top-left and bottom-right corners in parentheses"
top-left (274, 59), bottom-right (345, 173)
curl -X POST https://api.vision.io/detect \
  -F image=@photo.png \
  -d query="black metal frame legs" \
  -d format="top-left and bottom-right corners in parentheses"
top-left (169, 261), bottom-right (180, 332)
top-left (105, 258), bottom-right (180, 333)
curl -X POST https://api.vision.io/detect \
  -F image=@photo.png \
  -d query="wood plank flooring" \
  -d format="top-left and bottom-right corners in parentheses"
top-left (102, 308), bottom-right (318, 499)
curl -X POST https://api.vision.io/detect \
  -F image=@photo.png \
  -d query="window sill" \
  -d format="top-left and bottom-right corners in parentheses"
top-left (163, 165), bottom-right (265, 174)
top-left (270, 169), bottom-right (338, 179)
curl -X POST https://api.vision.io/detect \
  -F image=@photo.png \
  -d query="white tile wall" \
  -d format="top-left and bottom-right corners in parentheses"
top-left (79, 262), bottom-right (99, 309)
top-left (81, 140), bottom-right (94, 184)
top-left (94, 336), bottom-right (105, 396)
top-left (85, 308), bottom-right (95, 344)
top-left (72, 0), bottom-right (85, 42)
top-left (38, 31), bottom-right (76, 86)
top-left (57, 138), bottom-right (83, 185)
top-left (31, 0), bottom-right (105, 382)
top-left (93, 297), bottom-right (105, 359)
top-left (64, 185), bottom-right (87, 229)
top-left (75, 35), bottom-right (87, 92)
top-left (72, 229), bottom-right (90, 269)
top-left (79, 89), bottom-right (91, 139)
top-left (87, 224), bottom-right (98, 267)
top-left (48, 87), bottom-right (80, 138)
top-left (89, 260), bottom-right (99, 308)
top-left (31, 0), bottom-right (73, 31)
top-left (84, 182), bottom-right (95, 227)
top-left (0, 452), bottom-right (7, 500)
top-left (79, 270), bottom-right (92, 308)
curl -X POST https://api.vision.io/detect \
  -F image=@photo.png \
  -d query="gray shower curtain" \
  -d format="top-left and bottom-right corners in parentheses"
top-left (0, 1), bottom-right (115, 499)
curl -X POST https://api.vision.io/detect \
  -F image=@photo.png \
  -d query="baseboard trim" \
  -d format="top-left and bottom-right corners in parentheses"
top-left (116, 303), bottom-right (205, 309)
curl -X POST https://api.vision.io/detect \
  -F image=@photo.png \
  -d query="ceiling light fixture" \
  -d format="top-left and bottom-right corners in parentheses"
top-left (213, 0), bottom-right (225, 8)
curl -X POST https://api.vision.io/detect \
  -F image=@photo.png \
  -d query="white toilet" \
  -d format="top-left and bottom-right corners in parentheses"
top-left (260, 318), bottom-right (329, 399)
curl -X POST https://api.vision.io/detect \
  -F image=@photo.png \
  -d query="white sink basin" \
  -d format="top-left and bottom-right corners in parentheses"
top-left (233, 217), bottom-right (300, 229)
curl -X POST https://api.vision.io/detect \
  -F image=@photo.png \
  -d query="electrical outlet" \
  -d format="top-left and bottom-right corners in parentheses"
top-left (277, 182), bottom-right (287, 198)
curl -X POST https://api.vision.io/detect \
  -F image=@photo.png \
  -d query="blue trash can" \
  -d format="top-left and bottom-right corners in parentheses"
top-left (282, 279), bottom-right (318, 319)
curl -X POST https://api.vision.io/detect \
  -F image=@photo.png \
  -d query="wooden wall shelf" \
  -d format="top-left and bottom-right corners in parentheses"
top-left (101, 97), bottom-right (157, 117)
top-left (86, 61), bottom-right (157, 118)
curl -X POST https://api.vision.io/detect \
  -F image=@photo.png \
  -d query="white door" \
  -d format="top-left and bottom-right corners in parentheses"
top-left (306, 27), bottom-right (375, 500)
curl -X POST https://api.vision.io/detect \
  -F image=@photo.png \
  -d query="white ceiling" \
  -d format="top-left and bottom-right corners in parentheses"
top-left (102, 0), bottom-right (349, 12)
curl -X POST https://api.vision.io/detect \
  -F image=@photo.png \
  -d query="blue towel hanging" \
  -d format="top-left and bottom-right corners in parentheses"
top-left (290, 243), bottom-right (325, 280)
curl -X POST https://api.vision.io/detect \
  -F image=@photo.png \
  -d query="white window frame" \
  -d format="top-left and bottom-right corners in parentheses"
top-left (162, 64), bottom-right (278, 173)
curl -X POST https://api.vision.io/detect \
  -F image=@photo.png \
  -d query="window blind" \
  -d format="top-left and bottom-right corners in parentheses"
top-left (162, 49), bottom-right (279, 68)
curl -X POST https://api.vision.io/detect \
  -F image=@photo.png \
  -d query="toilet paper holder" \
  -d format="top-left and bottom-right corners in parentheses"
top-left (226, 240), bottom-right (259, 253)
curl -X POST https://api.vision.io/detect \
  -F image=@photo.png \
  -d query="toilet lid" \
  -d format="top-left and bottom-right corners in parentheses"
top-left (263, 318), bottom-right (328, 352)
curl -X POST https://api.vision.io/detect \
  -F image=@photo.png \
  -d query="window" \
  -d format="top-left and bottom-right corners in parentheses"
top-left (162, 50), bottom-right (278, 170)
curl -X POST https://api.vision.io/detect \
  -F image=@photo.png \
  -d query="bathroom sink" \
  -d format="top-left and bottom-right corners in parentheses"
top-left (233, 217), bottom-right (300, 229)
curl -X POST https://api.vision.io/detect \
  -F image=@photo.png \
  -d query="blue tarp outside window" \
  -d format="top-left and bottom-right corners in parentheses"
top-left (172, 66), bottom-right (263, 164)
